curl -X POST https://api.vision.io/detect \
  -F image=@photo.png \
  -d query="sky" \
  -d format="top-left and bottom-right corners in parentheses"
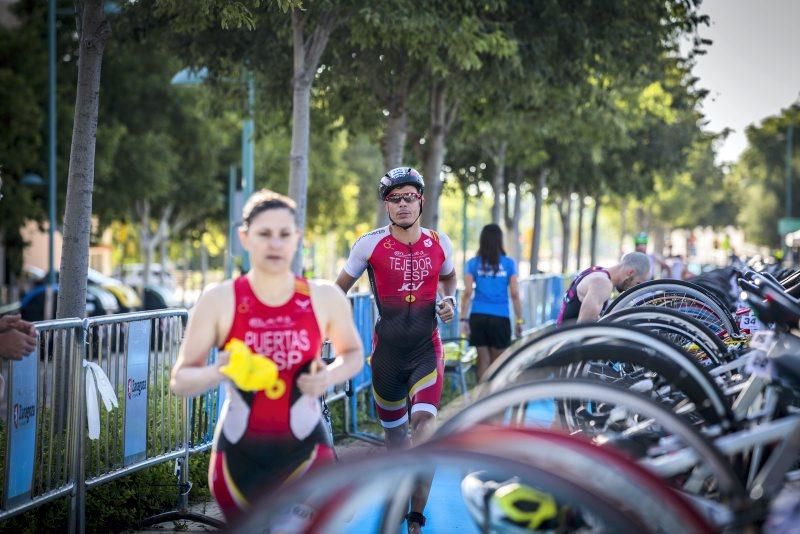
top-left (690, 0), bottom-right (800, 163)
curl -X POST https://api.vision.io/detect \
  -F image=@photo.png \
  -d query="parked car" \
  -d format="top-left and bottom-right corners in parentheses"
top-left (115, 263), bottom-right (177, 292)
top-left (143, 284), bottom-right (181, 310)
top-left (87, 268), bottom-right (141, 312)
top-left (19, 270), bottom-right (119, 321)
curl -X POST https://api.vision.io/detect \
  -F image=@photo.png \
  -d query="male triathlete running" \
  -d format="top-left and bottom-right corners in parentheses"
top-left (335, 167), bottom-right (457, 533)
top-left (556, 252), bottom-right (651, 325)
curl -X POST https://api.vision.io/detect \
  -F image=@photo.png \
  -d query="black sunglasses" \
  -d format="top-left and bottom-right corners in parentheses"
top-left (385, 192), bottom-right (422, 204)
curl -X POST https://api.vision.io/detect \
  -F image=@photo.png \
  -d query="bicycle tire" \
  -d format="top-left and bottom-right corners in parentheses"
top-left (601, 305), bottom-right (728, 365)
top-left (541, 342), bottom-right (731, 428)
top-left (232, 447), bottom-right (649, 533)
top-left (484, 323), bottom-right (734, 430)
top-left (437, 426), bottom-right (715, 533)
top-left (605, 280), bottom-right (740, 336)
top-left (435, 379), bottom-right (747, 502)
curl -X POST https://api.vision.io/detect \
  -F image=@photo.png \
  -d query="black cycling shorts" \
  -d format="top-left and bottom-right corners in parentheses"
top-left (469, 313), bottom-right (511, 349)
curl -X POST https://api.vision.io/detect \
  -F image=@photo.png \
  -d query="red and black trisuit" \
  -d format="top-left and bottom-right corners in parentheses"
top-left (343, 226), bottom-right (454, 429)
top-left (209, 276), bottom-right (334, 519)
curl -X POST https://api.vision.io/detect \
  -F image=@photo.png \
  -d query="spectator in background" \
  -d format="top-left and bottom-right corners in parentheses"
top-left (459, 224), bottom-right (523, 379)
top-left (0, 177), bottom-right (38, 360)
top-left (634, 232), bottom-right (668, 278)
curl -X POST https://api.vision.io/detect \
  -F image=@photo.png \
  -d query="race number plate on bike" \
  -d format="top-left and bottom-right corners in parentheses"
top-left (746, 331), bottom-right (776, 380)
top-left (736, 308), bottom-right (763, 334)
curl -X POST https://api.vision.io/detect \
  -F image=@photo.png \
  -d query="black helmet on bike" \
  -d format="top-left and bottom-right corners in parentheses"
top-left (378, 167), bottom-right (425, 200)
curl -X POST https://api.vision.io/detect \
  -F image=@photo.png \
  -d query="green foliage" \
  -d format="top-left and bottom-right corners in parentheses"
top-left (650, 134), bottom-right (741, 229)
top-left (0, 1), bottom-right (49, 277)
top-left (733, 105), bottom-right (800, 247)
top-left (92, 11), bottom-right (238, 235)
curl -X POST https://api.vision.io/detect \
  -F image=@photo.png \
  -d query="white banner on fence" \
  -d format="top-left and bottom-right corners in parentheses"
top-left (5, 347), bottom-right (38, 508)
top-left (124, 320), bottom-right (150, 466)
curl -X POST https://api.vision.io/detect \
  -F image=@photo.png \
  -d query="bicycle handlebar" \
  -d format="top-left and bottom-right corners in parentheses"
top-left (739, 273), bottom-right (800, 326)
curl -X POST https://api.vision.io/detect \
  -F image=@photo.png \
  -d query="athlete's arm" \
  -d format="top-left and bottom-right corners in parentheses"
top-left (460, 272), bottom-right (474, 319)
top-left (460, 272), bottom-right (474, 336)
top-left (439, 269), bottom-right (457, 298)
top-left (170, 283), bottom-right (232, 397)
top-left (576, 275), bottom-right (613, 323)
top-left (509, 274), bottom-right (523, 335)
top-left (336, 232), bottom-right (373, 293)
top-left (298, 282), bottom-right (364, 397)
top-left (335, 271), bottom-right (358, 294)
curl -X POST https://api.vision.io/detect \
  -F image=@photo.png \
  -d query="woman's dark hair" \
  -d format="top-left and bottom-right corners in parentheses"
top-left (477, 223), bottom-right (505, 273)
top-left (242, 189), bottom-right (297, 229)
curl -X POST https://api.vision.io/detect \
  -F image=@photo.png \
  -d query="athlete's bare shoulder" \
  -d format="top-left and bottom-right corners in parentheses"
top-left (308, 279), bottom-right (350, 334)
top-left (187, 279), bottom-right (236, 348)
top-left (576, 272), bottom-right (613, 299)
top-left (199, 278), bottom-right (235, 304)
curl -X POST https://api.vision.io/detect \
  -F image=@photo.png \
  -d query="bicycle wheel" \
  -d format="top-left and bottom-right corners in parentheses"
top-left (232, 446), bottom-right (649, 533)
top-left (536, 342), bottom-right (731, 429)
top-left (436, 426), bottom-right (715, 533)
top-left (484, 323), bottom-right (734, 430)
top-left (601, 305), bottom-right (728, 367)
top-left (605, 280), bottom-right (740, 338)
top-left (436, 379), bottom-right (747, 504)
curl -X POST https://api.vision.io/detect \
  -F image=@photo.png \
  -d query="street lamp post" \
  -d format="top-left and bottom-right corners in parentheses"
top-left (48, 0), bottom-right (56, 289)
top-left (241, 71), bottom-right (255, 272)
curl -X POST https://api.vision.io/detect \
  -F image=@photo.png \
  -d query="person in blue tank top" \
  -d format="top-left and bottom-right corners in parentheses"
top-left (459, 224), bottom-right (523, 379)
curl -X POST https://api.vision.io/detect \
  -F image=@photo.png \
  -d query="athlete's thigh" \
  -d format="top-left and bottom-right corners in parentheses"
top-left (371, 342), bottom-right (412, 426)
top-left (407, 334), bottom-right (444, 417)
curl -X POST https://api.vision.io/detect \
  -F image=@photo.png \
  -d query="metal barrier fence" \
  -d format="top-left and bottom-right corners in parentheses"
top-left (0, 318), bottom-right (83, 522)
top-left (0, 309), bottom-right (223, 532)
top-left (0, 273), bottom-right (565, 530)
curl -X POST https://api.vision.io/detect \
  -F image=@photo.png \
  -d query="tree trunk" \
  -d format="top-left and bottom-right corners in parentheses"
top-left (159, 233), bottom-right (168, 285)
top-left (289, 8), bottom-right (338, 273)
top-left (575, 195), bottom-right (584, 271)
top-left (619, 197), bottom-right (628, 256)
top-left (590, 197), bottom-right (601, 265)
top-left (376, 88), bottom-right (410, 227)
top-left (503, 168), bottom-right (523, 265)
top-left (0, 233), bottom-right (5, 299)
top-left (510, 171), bottom-right (523, 265)
top-left (529, 170), bottom-right (545, 274)
top-left (200, 241), bottom-right (208, 292)
top-left (557, 196), bottom-right (572, 274)
top-left (56, 0), bottom-right (110, 319)
top-left (421, 80), bottom-right (450, 231)
top-left (181, 239), bottom-right (190, 306)
top-left (490, 141), bottom-right (507, 225)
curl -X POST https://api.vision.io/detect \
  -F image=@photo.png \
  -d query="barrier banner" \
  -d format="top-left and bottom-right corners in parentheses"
top-left (549, 276), bottom-right (565, 322)
top-left (5, 347), bottom-right (38, 508)
top-left (124, 320), bottom-right (150, 466)
top-left (351, 295), bottom-right (374, 389)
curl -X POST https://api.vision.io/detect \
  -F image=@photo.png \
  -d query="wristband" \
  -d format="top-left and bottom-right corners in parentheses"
top-left (515, 318), bottom-right (524, 325)
top-left (459, 318), bottom-right (469, 322)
